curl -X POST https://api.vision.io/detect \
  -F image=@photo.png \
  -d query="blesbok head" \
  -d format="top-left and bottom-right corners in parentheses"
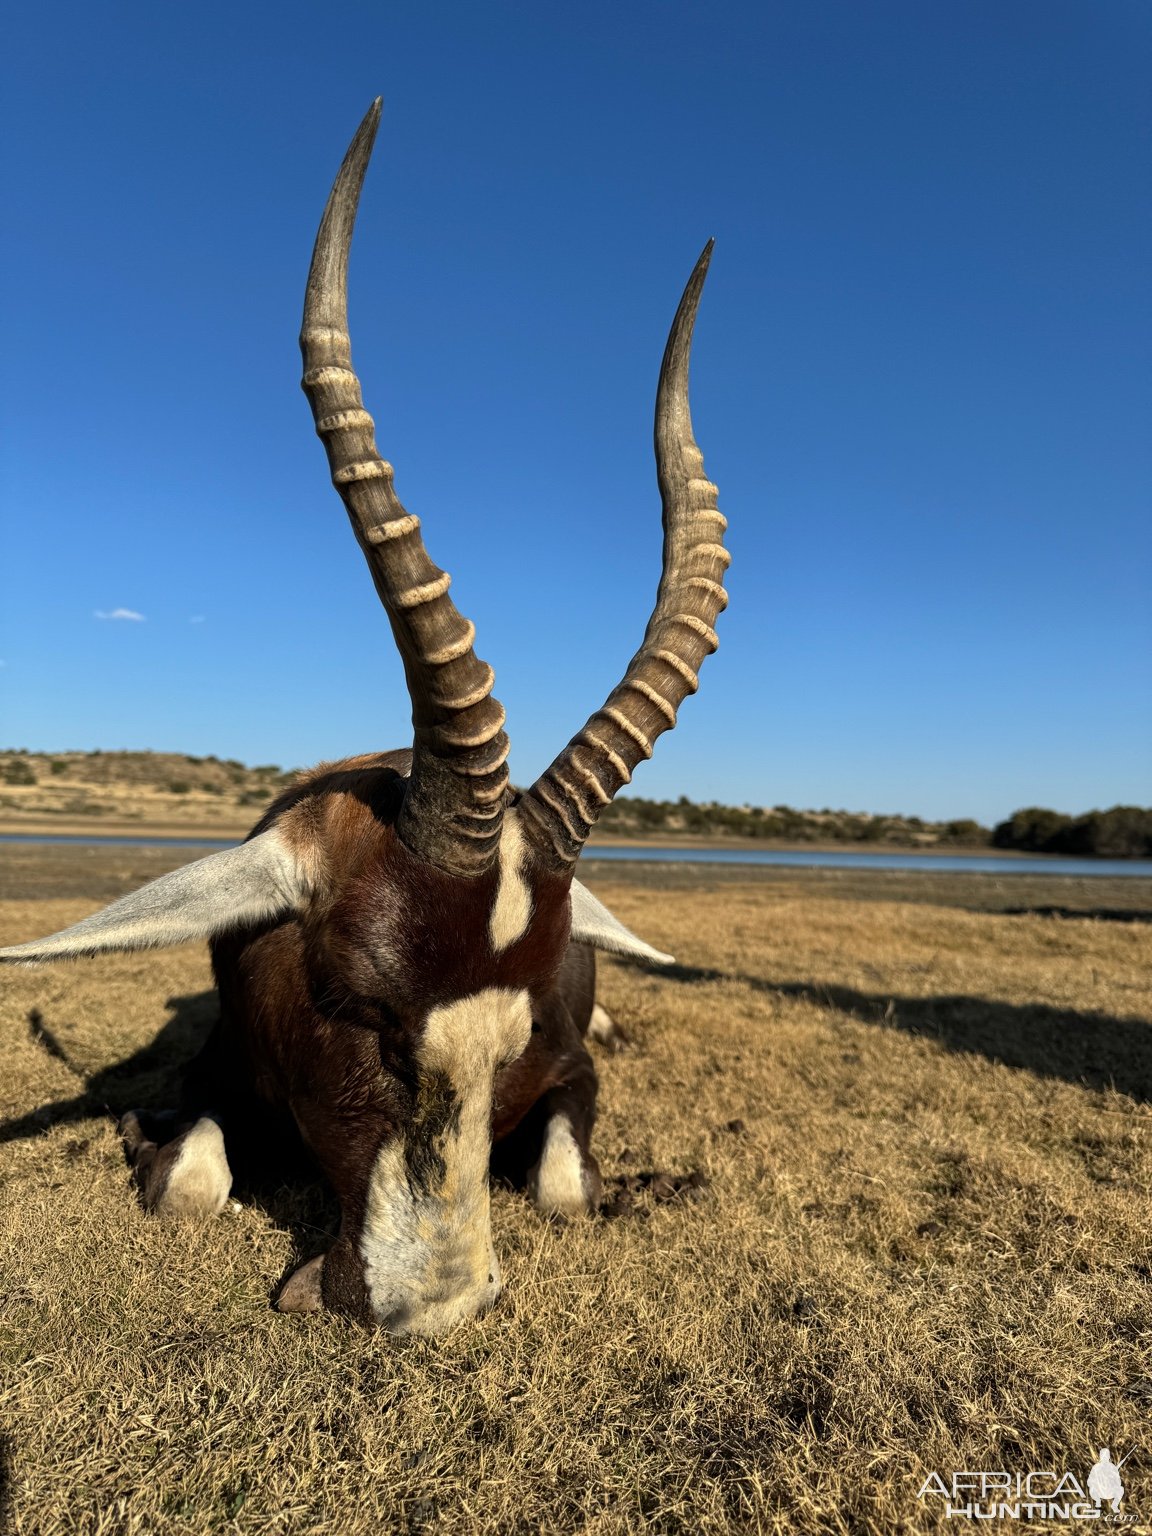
top-left (1, 101), bottom-right (728, 1333)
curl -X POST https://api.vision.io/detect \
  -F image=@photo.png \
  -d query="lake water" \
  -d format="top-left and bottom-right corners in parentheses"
top-left (2, 833), bottom-right (1151, 878)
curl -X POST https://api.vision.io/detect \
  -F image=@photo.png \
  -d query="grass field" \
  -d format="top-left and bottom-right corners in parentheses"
top-left (2, 848), bottom-right (1150, 1534)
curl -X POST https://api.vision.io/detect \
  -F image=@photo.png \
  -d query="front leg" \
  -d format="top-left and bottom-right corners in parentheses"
top-left (528, 1067), bottom-right (602, 1218)
top-left (117, 1012), bottom-right (280, 1220)
top-left (120, 1111), bottom-right (232, 1220)
top-left (492, 944), bottom-right (603, 1217)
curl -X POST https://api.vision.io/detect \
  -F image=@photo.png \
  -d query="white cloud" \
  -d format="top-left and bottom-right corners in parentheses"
top-left (94, 608), bottom-right (145, 622)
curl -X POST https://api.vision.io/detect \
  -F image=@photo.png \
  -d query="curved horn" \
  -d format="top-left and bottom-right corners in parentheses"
top-left (519, 243), bottom-right (729, 866)
top-left (301, 100), bottom-right (509, 876)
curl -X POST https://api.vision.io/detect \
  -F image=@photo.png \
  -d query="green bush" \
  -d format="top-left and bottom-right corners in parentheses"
top-left (992, 805), bottom-right (1152, 859)
top-left (992, 808), bottom-right (1071, 852)
top-left (940, 819), bottom-right (987, 844)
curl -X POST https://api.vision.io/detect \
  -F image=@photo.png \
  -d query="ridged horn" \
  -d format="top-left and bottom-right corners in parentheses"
top-left (301, 100), bottom-right (509, 876)
top-left (519, 242), bottom-right (728, 866)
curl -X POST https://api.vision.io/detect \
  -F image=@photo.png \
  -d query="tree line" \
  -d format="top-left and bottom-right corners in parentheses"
top-left (598, 795), bottom-right (1152, 858)
top-left (990, 806), bottom-right (1152, 859)
top-left (596, 796), bottom-right (988, 847)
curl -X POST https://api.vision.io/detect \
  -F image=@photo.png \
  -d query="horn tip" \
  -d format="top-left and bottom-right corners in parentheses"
top-left (339, 99), bottom-right (383, 172)
top-left (353, 97), bottom-right (383, 151)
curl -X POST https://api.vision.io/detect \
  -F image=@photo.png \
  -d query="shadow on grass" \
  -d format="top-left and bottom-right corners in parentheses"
top-left (999, 905), bottom-right (1152, 925)
top-left (1, 990), bottom-right (339, 1285)
top-left (9, 968), bottom-right (1152, 1143)
top-left (1, 990), bottom-right (218, 1145)
top-left (636, 961), bottom-right (1152, 1103)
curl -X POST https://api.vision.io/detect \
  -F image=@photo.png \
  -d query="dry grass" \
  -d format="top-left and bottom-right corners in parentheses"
top-left (1, 853), bottom-right (1151, 1534)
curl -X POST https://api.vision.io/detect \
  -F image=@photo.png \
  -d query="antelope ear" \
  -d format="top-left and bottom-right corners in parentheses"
top-left (569, 879), bottom-right (675, 966)
top-left (0, 831), bottom-right (308, 965)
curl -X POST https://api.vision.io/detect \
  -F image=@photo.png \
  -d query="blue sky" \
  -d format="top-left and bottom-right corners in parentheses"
top-left (1, 1), bottom-right (1148, 824)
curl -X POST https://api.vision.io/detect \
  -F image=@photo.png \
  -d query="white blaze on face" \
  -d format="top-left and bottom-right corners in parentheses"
top-left (360, 987), bottom-right (532, 1334)
top-left (489, 810), bottom-right (532, 954)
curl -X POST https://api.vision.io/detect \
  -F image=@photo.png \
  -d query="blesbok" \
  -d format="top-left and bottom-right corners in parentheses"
top-left (1, 101), bottom-right (729, 1333)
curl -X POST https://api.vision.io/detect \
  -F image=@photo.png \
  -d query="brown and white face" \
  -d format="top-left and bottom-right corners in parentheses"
top-left (278, 809), bottom-right (575, 1332)
top-left (309, 990), bottom-right (536, 1331)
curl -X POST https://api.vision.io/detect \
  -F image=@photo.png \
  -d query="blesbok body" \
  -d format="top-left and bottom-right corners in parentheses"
top-left (1, 102), bottom-right (729, 1333)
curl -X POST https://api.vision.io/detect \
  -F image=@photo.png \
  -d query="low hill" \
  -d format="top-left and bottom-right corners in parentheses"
top-left (0, 750), bottom-right (293, 833)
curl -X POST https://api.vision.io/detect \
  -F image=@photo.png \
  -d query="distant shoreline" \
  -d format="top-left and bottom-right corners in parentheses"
top-left (0, 817), bottom-right (1067, 861)
top-left (587, 833), bottom-right (1041, 860)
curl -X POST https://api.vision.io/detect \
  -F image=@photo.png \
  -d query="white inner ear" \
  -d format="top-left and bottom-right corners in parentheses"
top-left (569, 879), bottom-right (674, 965)
top-left (0, 829), bottom-right (308, 964)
